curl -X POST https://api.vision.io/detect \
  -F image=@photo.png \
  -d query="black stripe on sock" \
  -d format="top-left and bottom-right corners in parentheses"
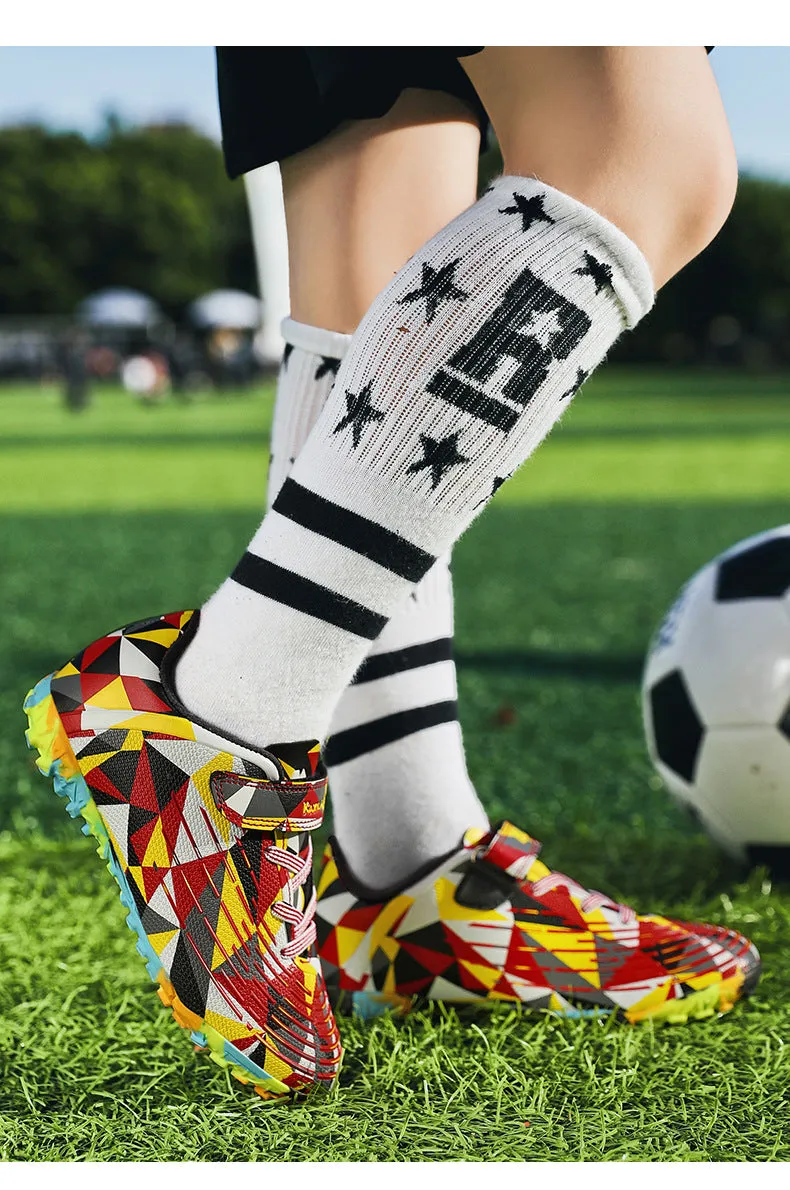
top-left (325, 701), bottom-right (458, 765)
top-left (273, 479), bottom-right (435, 582)
top-left (352, 637), bottom-right (454, 684)
top-left (231, 553), bottom-right (386, 639)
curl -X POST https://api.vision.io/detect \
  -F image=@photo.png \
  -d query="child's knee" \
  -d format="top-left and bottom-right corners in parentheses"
top-left (663, 119), bottom-right (738, 274)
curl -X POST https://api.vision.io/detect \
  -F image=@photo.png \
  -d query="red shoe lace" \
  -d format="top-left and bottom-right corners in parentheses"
top-left (530, 871), bottom-right (636, 926)
top-left (264, 841), bottom-right (318, 958)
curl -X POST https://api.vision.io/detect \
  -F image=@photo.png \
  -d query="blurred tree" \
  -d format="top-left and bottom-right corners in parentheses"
top-left (0, 121), bottom-right (255, 318)
top-left (612, 176), bottom-right (790, 368)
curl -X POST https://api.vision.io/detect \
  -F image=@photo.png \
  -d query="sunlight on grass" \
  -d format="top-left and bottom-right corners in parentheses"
top-left (2, 374), bottom-right (790, 511)
top-left (1, 445), bottom-right (268, 511)
top-left (503, 434), bottom-right (790, 503)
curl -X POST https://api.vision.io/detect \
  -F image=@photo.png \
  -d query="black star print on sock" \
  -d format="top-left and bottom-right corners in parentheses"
top-left (499, 192), bottom-right (555, 233)
top-left (574, 251), bottom-right (614, 295)
top-left (560, 367), bottom-right (589, 400)
top-left (406, 432), bottom-right (469, 491)
top-left (398, 261), bottom-right (468, 324)
top-left (332, 384), bottom-right (385, 450)
top-left (282, 343), bottom-right (293, 369)
top-left (314, 356), bottom-right (340, 381)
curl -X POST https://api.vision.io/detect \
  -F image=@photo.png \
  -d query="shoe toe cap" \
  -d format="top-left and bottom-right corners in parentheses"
top-left (673, 918), bottom-right (761, 995)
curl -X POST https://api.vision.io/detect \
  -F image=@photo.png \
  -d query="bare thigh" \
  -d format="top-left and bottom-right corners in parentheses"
top-left (461, 47), bottom-right (737, 288)
top-left (280, 88), bottom-right (481, 333)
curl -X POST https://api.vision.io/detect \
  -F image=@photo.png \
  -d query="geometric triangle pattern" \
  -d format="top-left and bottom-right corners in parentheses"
top-left (315, 820), bottom-right (761, 1023)
top-left (40, 610), bottom-right (342, 1095)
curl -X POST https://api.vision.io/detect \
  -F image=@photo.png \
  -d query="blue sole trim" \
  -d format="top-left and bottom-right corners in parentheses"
top-left (350, 992), bottom-right (395, 1020)
top-left (348, 989), bottom-right (615, 1021)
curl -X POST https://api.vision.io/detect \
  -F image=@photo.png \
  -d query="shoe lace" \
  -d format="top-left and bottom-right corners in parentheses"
top-left (264, 840), bottom-right (317, 959)
top-left (530, 871), bottom-right (636, 926)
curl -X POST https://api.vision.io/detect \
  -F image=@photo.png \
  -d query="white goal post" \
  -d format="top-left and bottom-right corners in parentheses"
top-left (244, 162), bottom-right (290, 368)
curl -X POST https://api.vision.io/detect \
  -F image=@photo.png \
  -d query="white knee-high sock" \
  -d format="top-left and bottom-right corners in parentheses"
top-left (266, 320), bottom-right (351, 510)
top-left (176, 177), bottom-right (653, 759)
top-left (270, 318), bottom-right (488, 885)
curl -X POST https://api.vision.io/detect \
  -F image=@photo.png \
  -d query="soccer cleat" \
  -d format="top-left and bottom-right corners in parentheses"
top-left (315, 820), bottom-right (761, 1023)
top-left (23, 610), bottom-right (342, 1100)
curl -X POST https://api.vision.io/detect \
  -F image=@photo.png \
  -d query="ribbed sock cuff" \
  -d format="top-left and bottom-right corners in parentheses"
top-left (281, 317), bottom-right (352, 361)
top-left (492, 175), bottom-right (656, 328)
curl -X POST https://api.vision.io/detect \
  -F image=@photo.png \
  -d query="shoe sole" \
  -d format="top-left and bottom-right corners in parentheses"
top-left (333, 964), bottom-right (747, 1025)
top-left (24, 674), bottom-right (300, 1103)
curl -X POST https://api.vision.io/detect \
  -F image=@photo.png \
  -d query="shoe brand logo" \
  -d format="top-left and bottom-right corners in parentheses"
top-left (300, 800), bottom-right (324, 815)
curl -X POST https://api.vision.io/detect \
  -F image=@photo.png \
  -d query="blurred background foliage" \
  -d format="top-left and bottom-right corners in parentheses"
top-left (1, 121), bottom-right (790, 367)
top-left (0, 119), bottom-right (256, 319)
top-left (616, 176), bottom-right (790, 369)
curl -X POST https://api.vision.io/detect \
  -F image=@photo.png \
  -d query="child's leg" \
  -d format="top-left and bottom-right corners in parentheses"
top-left (176, 48), bottom-right (735, 769)
top-left (271, 323), bottom-right (489, 887)
top-left (265, 89), bottom-right (489, 885)
top-left (279, 86), bottom-right (483, 333)
top-left (460, 46), bottom-right (736, 289)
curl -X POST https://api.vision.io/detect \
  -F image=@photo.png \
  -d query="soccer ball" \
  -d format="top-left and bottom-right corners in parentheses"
top-left (642, 525), bottom-right (790, 874)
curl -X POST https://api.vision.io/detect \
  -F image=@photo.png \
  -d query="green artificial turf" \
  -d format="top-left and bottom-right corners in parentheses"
top-left (1, 372), bottom-right (789, 1161)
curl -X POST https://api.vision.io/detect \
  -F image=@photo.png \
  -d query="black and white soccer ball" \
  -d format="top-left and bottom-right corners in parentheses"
top-left (642, 525), bottom-right (790, 874)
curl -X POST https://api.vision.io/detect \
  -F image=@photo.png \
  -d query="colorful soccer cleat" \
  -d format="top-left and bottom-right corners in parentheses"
top-left (23, 610), bottom-right (342, 1100)
top-left (315, 821), bottom-right (761, 1023)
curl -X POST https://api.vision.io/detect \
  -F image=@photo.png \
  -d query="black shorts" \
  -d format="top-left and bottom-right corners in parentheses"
top-left (216, 47), bottom-right (487, 179)
top-left (216, 47), bottom-right (714, 181)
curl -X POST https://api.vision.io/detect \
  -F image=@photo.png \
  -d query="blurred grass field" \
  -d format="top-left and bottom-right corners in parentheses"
top-left (1, 370), bottom-right (789, 1162)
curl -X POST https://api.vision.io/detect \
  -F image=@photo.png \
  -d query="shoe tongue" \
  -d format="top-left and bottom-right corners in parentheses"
top-left (265, 739), bottom-right (322, 780)
top-left (467, 821), bottom-right (551, 882)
